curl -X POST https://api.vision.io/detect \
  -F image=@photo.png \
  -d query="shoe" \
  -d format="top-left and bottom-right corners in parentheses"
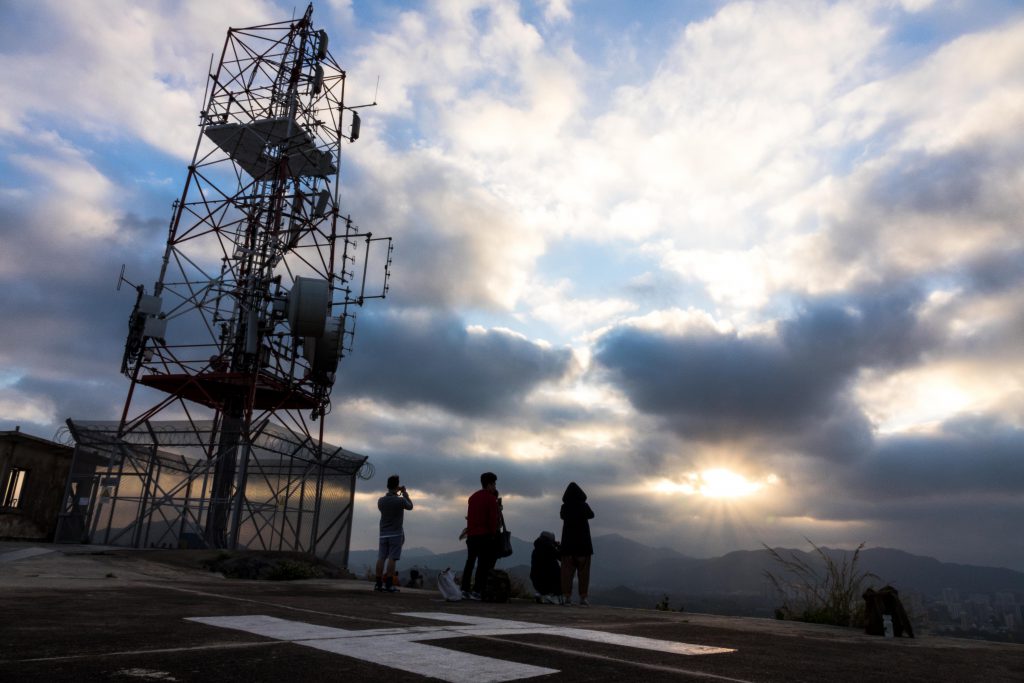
top-left (542, 594), bottom-right (558, 604)
top-left (461, 590), bottom-right (472, 599)
top-left (468, 592), bottom-right (482, 601)
top-left (373, 582), bottom-right (383, 592)
top-left (579, 597), bottom-right (590, 607)
top-left (385, 585), bottom-right (400, 593)
top-left (561, 596), bottom-right (571, 606)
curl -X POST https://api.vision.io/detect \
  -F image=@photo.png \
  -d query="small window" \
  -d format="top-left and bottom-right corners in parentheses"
top-left (1, 468), bottom-right (28, 508)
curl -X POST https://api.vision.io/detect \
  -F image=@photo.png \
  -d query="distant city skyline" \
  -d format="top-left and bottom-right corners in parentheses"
top-left (1, 1), bottom-right (1023, 570)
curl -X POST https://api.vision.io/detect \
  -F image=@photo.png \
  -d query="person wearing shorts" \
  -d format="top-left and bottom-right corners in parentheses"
top-left (376, 474), bottom-right (413, 592)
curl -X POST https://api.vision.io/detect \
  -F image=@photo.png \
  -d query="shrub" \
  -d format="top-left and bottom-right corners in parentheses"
top-left (203, 552), bottom-right (324, 580)
top-left (763, 538), bottom-right (877, 627)
top-left (266, 559), bottom-right (323, 581)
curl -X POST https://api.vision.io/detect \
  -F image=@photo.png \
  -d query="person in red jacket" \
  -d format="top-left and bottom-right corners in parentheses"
top-left (460, 471), bottom-right (500, 599)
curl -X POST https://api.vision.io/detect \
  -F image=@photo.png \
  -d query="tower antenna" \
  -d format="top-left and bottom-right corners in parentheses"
top-left (56, 7), bottom-right (392, 561)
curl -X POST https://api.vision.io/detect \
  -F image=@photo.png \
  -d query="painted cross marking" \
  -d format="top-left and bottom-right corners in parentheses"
top-left (186, 612), bottom-right (735, 683)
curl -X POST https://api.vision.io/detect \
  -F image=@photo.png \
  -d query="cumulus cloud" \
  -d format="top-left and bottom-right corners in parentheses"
top-left (0, 0), bottom-right (278, 156)
top-left (344, 142), bottom-right (547, 310)
top-left (592, 285), bottom-right (937, 451)
top-left (855, 416), bottom-right (1024, 498)
top-left (339, 309), bottom-right (574, 416)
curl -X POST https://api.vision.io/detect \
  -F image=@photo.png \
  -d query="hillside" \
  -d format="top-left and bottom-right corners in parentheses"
top-left (346, 536), bottom-right (1024, 603)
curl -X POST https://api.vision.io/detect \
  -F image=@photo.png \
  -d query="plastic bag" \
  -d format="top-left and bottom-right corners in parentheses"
top-left (437, 568), bottom-right (463, 601)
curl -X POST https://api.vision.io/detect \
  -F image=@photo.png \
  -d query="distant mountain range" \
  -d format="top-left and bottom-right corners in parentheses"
top-left (345, 534), bottom-right (1024, 610)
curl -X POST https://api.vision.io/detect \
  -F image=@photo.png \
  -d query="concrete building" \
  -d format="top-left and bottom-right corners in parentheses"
top-left (0, 428), bottom-right (74, 541)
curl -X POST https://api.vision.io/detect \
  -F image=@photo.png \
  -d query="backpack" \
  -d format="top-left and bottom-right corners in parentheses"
top-left (437, 568), bottom-right (462, 601)
top-left (862, 586), bottom-right (914, 638)
top-left (482, 569), bottom-right (511, 603)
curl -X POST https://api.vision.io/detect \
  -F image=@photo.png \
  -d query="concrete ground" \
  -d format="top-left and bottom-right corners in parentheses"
top-left (1, 542), bottom-right (1021, 682)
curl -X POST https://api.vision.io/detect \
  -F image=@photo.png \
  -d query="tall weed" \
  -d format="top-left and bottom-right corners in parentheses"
top-left (763, 539), bottom-right (877, 627)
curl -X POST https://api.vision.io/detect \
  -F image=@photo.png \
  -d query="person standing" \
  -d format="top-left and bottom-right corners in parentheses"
top-left (560, 481), bottom-right (594, 606)
top-left (461, 471), bottom-right (500, 600)
top-left (375, 474), bottom-right (413, 592)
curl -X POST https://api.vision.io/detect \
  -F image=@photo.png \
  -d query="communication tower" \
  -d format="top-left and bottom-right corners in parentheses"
top-left (56, 5), bottom-right (391, 559)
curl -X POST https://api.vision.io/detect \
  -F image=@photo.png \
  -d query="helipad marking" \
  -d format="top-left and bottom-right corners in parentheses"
top-left (400, 612), bottom-right (735, 656)
top-left (187, 612), bottom-right (734, 683)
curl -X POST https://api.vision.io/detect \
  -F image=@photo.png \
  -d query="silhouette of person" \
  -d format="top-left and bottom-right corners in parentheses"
top-left (375, 474), bottom-right (413, 592)
top-left (530, 530), bottom-right (561, 603)
top-left (460, 471), bottom-right (500, 600)
top-left (559, 481), bottom-right (594, 606)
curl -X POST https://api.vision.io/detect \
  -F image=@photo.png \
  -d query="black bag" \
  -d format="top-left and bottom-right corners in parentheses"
top-left (862, 586), bottom-right (914, 638)
top-left (497, 515), bottom-right (513, 558)
top-left (483, 569), bottom-right (511, 603)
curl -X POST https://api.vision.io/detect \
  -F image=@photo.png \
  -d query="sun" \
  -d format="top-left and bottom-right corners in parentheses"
top-left (653, 468), bottom-right (773, 499)
top-left (696, 468), bottom-right (764, 498)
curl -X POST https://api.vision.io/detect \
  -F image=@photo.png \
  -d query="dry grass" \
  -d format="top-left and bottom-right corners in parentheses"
top-left (763, 538), bottom-right (877, 627)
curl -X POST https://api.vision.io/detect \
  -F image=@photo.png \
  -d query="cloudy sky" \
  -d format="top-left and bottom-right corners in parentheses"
top-left (2, 0), bottom-right (1024, 570)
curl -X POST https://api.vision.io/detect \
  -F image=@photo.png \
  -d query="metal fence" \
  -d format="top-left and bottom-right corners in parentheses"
top-left (55, 419), bottom-right (365, 564)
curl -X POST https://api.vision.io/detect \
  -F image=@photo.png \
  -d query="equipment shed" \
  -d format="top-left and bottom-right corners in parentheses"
top-left (0, 429), bottom-right (74, 541)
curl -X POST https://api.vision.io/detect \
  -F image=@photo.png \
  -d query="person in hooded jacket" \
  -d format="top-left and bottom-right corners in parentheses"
top-left (530, 530), bottom-right (561, 603)
top-left (559, 481), bottom-right (594, 606)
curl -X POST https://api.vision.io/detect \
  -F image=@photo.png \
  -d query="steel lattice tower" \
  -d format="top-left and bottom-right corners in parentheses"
top-left (57, 5), bottom-right (391, 558)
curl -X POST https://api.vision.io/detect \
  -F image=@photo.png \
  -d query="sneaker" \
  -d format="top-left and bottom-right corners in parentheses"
top-left (561, 596), bottom-right (571, 606)
top-left (385, 585), bottom-right (400, 593)
top-left (468, 592), bottom-right (482, 601)
top-left (461, 590), bottom-right (472, 600)
top-left (373, 582), bottom-right (383, 592)
top-left (579, 597), bottom-right (590, 607)
top-left (542, 594), bottom-right (558, 604)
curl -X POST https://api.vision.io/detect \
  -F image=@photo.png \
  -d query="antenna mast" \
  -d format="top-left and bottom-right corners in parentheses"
top-left (58, 5), bottom-right (392, 558)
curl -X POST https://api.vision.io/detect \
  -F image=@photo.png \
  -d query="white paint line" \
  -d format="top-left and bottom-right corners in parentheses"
top-left (303, 634), bottom-right (558, 683)
top-left (10, 640), bottom-right (282, 664)
top-left (141, 583), bottom-right (382, 624)
top-left (187, 612), bottom-right (736, 682)
top-left (481, 637), bottom-right (756, 683)
top-left (189, 615), bottom-right (353, 641)
top-left (399, 612), bottom-right (736, 655)
top-left (0, 547), bottom-right (57, 563)
top-left (544, 626), bottom-right (734, 655)
top-left (186, 615), bottom-right (556, 683)
top-left (115, 668), bottom-right (177, 681)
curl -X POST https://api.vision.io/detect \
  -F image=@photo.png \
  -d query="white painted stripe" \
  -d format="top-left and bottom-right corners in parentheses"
top-left (303, 634), bottom-right (557, 683)
top-left (188, 612), bottom-right (735, 682)
top-left (142, 583), bottom-right (374, 623)
top-left (398, 612), bottom-right (736, 655)
top-left (544, 626), bottom-right (735, 655)
top-left (188, 615), bottom-right (353, 641)
top-left (11, 640), bottom-right (282, 664)
top-left (186, 615), bottom-right (557, 683)
top-left (0, 547), bottom-right (56, 562)
top-left (482, 637), bottom-right (755, 683)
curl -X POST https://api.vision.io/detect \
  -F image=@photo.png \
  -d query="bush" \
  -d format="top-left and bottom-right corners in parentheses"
top-left (203, 552), bottom-right (325, 580)
top-left (266, 559), bottom-right (323, 581)
top-left (763, 539), bottom-right (876, 627)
